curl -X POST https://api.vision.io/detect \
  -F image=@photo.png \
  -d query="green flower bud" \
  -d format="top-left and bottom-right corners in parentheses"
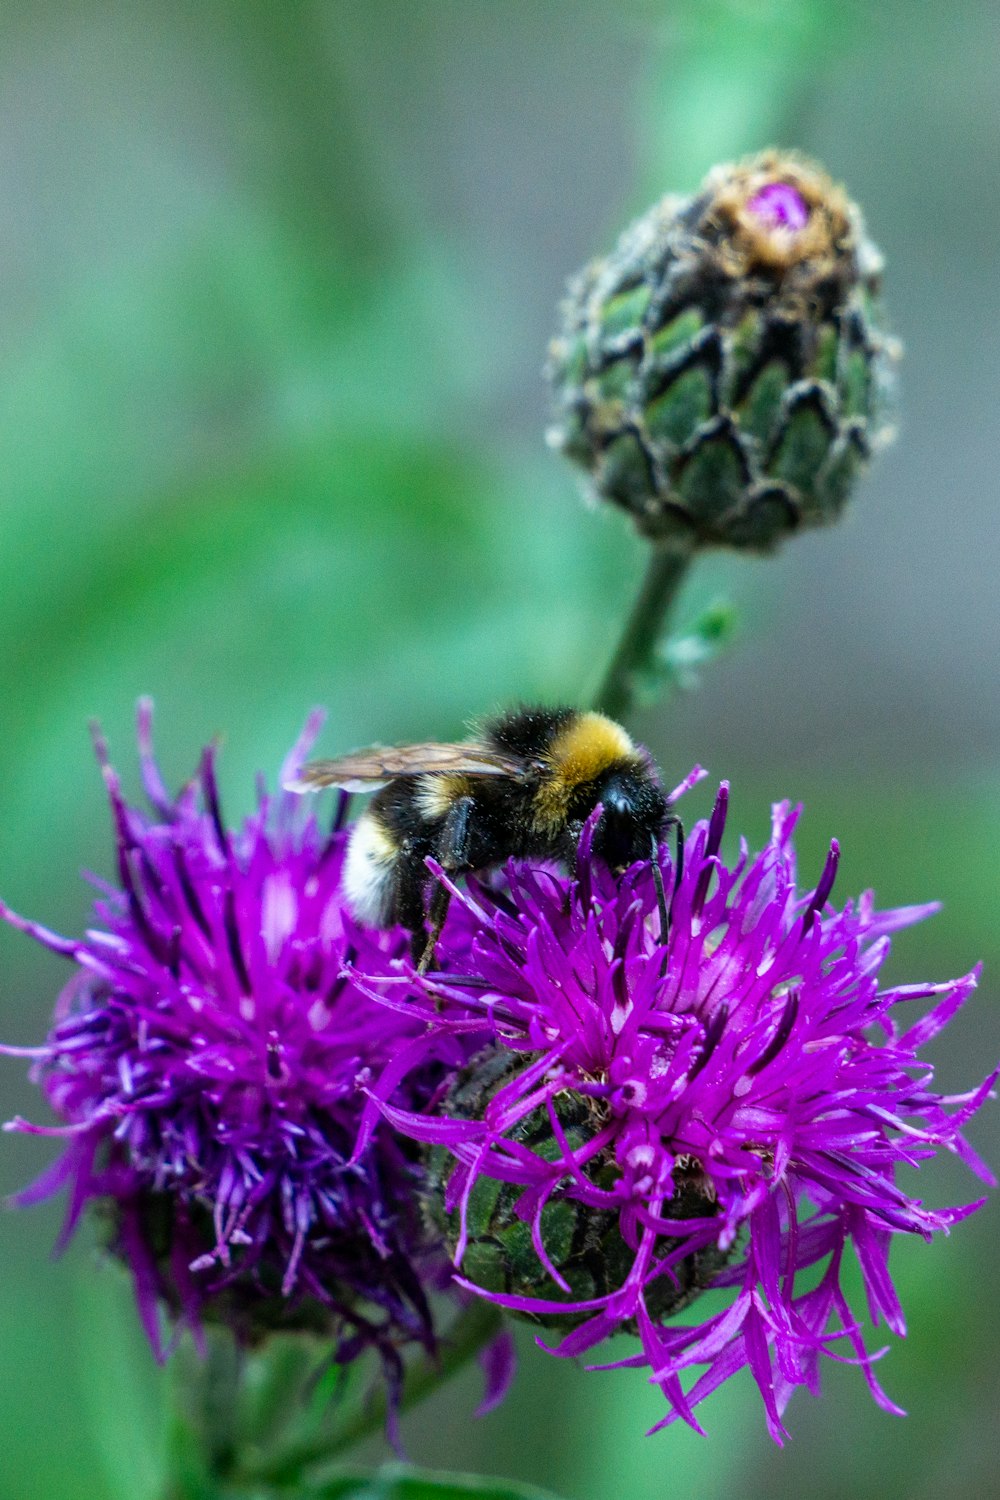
top-left (424, 1048), bottom-right (725, 1331)
top-left (547, 151), bottom-right (897, 552)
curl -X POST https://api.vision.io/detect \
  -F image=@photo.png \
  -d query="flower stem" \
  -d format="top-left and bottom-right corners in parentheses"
top-left (592, 544), bottom-right (693, 721)
top-left (158, 1333), bottom-right (242, 1500)
top-left (238, 1300), bottom-right (503, 1489)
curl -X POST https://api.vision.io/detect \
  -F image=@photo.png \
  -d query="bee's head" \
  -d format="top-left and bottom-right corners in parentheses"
top-left (591, 768), bottom-right (669, 870)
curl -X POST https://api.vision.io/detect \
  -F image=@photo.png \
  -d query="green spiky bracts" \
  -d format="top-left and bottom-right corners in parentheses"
top-left (548, 151), bottom-right (897, 552)
top-left (425, 1048), bottom-right (724, 1331)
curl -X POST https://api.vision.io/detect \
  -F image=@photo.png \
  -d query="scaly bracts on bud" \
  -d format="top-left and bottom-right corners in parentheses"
top-left (548, 151), bottom-right (897, 551)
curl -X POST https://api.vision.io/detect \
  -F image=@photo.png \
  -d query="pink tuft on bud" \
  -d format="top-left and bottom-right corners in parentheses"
top-left (746, 180), bottom-right (810, 231)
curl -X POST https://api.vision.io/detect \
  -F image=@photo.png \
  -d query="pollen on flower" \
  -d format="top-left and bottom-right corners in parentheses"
top-left (0, 701), bottom-right (464, 1391)
top-left (357, 783), bottom-right (996, 1442)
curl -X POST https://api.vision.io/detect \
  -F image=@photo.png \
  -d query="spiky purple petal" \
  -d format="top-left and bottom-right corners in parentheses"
top-left (1, 703), bottom-right (459, 1378)
top-left (360, 784), bottom-right (995, 1437)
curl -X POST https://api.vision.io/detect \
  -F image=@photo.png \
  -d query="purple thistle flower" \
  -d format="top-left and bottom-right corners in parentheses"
top-left (0, 702), bottom-right (461, 1391)
top-left (361, 780), bottom-right (996, 1441)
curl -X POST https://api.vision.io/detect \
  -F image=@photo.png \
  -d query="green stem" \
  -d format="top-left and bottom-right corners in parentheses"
top-left (592, 544), bottom-right (693, 720)
top-left (238, 1300), bottom-right (503, 1489)
top-left (158, 1334), bottom-right (242, 1500)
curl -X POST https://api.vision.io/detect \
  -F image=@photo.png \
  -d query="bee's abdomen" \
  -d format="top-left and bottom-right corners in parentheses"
top-left (342, 808), bottom-right (400, 926)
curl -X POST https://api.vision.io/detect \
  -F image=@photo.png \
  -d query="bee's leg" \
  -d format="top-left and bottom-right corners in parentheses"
top-left (417, 795), bottom-right (474, 974)
top-left (654, 815), bottom-right (685, 944)
top-left (668, 814), bottom-right (685, 900)
top-left (418, 881), bottom-right (451, 974)
top-left (650, 833), bottom-right (670, 944)
top-left (392, 850), bottom-right (432, 966)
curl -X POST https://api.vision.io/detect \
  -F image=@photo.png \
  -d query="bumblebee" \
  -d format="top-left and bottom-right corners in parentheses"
top-left (288, 705), bottom-right (680, 970)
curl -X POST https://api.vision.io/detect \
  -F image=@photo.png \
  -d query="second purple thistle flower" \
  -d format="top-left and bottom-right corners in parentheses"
top-left (363, 781), bottom-right (996, 1440)
top-left (0, 705), bottom-right (463, 1391)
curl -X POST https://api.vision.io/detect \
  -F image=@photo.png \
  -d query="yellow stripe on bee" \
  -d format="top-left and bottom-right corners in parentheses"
top-left (533, 712), bottom-right (637, 830)
top-left (415, 774), bottom-right (474, 821)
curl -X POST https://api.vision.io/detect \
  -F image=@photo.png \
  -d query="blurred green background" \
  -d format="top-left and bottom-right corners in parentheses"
top-left (1, 1), bottom-right (998, 1496)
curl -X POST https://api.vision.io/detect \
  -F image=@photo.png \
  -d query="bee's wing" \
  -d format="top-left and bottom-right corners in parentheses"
top-left (286, 741), bottom-right (537, 795)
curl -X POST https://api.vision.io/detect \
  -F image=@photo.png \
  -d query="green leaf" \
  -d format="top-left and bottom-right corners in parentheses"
top-left (239, 1305), bottom-right (503, 1493)
top-left (656, 599), bottom-right (739, 690)
top-left (236, 1337), bottom-right (341, 1459)
top-left (629, 597), bottom-right (739, 705)
top-left (301, 1465), bottom-right (564, 1500)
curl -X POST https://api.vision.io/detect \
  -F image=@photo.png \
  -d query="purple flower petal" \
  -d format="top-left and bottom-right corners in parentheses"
top-left (476, 1324), bottom-right (517, 1417)
top-left (360, 780), bottom-right (995, 1438)
top-left (2, 704), bottom-right (459, 1385)
top-left (746, 181), bottom-right (810, 232)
